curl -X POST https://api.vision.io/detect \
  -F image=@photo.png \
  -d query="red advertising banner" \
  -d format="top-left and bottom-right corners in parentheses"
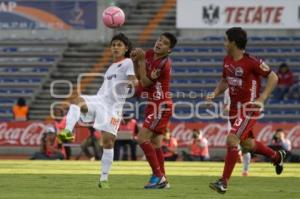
top-left (1, 121), bottom-right (300, 148)
top-left (170, 122), bottom-right (300, 149)
top-left (0, 121), bottom-right (89, 147)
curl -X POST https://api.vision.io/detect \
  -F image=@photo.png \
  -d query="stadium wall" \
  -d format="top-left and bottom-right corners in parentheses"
top-left (0, 121), bottom-right (299, 158)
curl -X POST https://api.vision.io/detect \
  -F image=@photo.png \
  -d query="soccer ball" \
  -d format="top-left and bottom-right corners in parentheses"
top-left (102, 6), bottom-right (125, 28)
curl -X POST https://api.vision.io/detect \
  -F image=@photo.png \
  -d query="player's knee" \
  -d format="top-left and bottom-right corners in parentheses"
top-left (136, 128), bottom-right (152, 144)
top-left (226, 134), bottom-right (240, 148)
top-left (136, 135), bottom-right (147, 145)
top-left (102, 135), bottom-right (115, 149)
top-left (71, 97), bottom-right (88, 113)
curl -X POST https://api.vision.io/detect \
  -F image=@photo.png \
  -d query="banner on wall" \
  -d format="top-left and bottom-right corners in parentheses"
top-left (0, 1), bottom-right (97, 29)
top-left (177, 0), bottom-right (300, 29)
top-left (1, 121), bottom-right (300, 148)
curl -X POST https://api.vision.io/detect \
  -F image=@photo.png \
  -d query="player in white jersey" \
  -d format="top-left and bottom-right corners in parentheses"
top-left (57, 33), bottom-right (136, 188)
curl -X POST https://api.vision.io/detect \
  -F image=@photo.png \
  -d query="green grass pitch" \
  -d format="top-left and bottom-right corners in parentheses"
top-left (0, 160), bottom-right (299, 199)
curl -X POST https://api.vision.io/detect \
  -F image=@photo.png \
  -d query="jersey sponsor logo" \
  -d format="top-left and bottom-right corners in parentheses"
top-left (227, 76), bottom-right (242, 86)
top-left (110, 117), bottom-right (120, 127)
top-left (259, 62), bottom-right (270, 72)
top-left (234, 67), bottom-right (244, 77)
top-left (107, 74), bottom-right (117, 80)
top-left (250, 80), bottom-right (257, 101)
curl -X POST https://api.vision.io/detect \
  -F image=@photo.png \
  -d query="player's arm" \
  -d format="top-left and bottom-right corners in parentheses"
top-left (127, 75), bottom-right (138, 87)
top-left (255, 70), bottom-right (278, 105)
top-left (131, 48), bottom-right (154, 87)
top-left (206, 77), bottom-right (228, 102)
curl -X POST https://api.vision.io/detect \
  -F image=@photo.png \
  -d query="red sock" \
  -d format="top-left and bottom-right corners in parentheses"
top-left (155, 147), bottom-right (165, 175)
top-left (140, 142), bottom-right (163, 177)
top-left (253, 141), bottom-right (279, 163)
top-left (222, 146), bottom-right (239, 185)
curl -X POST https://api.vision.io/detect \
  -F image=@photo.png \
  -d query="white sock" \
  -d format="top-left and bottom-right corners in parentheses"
top-left (65, 104), bottom-right (81, 132)
top-left (243, 152), bottom-right (251, 172)
top-left (100, 148), bottom-right (114, 182)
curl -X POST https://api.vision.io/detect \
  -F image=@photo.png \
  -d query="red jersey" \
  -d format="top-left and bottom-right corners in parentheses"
top-left (223, 53), bottom-right (271, 110)
top-left (277, 71), bottom-right (294, 86)
top-left (140, 49), bottom-right (172, 104)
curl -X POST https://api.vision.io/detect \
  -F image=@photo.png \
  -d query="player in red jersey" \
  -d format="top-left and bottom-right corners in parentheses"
top-left (207, 27), bottom-right (286, 194)
top-left (131, 32), bottom-right (177, 189)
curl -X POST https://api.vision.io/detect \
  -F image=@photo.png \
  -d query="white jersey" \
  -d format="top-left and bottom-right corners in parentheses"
top-left (97, 58), bottom-right (135, 107)
top-left (80, 58), bottom-right (134, 134)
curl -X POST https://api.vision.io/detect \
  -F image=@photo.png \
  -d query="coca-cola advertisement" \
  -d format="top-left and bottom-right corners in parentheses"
top-left (170, 122), bottom-right (300, 149)
top-left (0, 121), bottom-right (300, 148)
top-left (0, 121), bottom-right (89, 147)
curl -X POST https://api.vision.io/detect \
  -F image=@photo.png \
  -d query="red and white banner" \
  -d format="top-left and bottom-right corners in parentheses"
top-left (0, 121), bottom-right (89, 147)
top-left (177, 0), bottom-right (300, 29)
top-left (170, 122), bottom-right (300, 148)
top-left (1, 121), bottom-right (300, 148)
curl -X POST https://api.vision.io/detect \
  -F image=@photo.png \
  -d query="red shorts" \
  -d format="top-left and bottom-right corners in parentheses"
top-left (229, 104), bottom-right (261, 141)
top-left (143, 101), bottom-right (172, 134)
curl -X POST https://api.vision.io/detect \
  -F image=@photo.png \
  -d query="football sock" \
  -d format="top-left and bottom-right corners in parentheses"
top-left (140, 142), bottom-right (163, 177)
top-left (65, 104), bottom-right (81, 132)
top-left (222, 146), bottom-right (239, 185)
top-left (243, 152), bottom-right (251, 172)
top-left (100, 149), bottom-right (114, 182)
top-left (155, 147), bottom-right (165, 175)
top-left (253, 141), bottom-right (279, 163)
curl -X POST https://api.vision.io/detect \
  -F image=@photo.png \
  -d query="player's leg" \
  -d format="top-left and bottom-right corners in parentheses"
top-left (94, 102), bottom-right (121, 189)
top-left (241, 137), bottom-right (286, 175)
top-left (152, 134), bottom-right (165, 175)
top-left (137, 127), bottom-right (168, 189)
top-left (152, 103), bottom-right (172, 178)
top-left (58, 96), bottom-right (88, 142)
top-left (210, 115), bottom-right (257, 194)
top-left (152, 134), bottom-right (170, 189)
top-left (98, 131), bottom-right (116, 189)
top-left (242, 152), bottom-right (251, 176)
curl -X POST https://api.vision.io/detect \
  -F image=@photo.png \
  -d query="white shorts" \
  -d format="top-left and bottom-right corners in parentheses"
top-left (80, 95), bottom-right (122, 135)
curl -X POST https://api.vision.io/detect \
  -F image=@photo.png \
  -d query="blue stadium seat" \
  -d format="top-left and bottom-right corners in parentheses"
top-left (277, 36), bottom-right (290, 41)
top-left (197, 48), bottom-right (210, 53)
top-left (211, 48), bottom-right (223, 53)
top-left (172, 68), bottom-right (186, 73)
top-left (266, 48), bottom-right (279, 53)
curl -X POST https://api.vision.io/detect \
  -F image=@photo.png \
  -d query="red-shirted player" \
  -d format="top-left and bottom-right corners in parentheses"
top-left (207, 27), bottom-right (286, 194)
top-left (131, 32), bottom-right (177, 189)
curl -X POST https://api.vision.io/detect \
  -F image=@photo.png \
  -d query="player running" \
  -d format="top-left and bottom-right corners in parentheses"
top-left (207, 27), bottom-right (286, 194)
top-left (131, 32), bottom-right (177, 189)
top-left (57, 33), bottom-right (136, 189)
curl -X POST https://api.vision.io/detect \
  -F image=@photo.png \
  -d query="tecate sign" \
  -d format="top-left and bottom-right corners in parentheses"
top-left (177, 0), bottom-right (300, 29)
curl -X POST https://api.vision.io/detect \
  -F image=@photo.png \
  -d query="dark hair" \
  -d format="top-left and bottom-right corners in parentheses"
top-left (110, 33), bottom-right (132, 58)
top-left (161, 32), bottom-right (177, 49)
top-left (275, 128), bottom-right (284, 133)
top-left (17, 97), bottom-right (26, 106)
top-left (226, 27), bottom-right (247, 50)
top-left (279, 63), bottom-right (289, 70)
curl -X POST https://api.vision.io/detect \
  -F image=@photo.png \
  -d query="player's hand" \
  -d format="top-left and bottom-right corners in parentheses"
top-left (252, 96), bottom-right (265, 108)
top-left (250, 96), bottom-right (265, 112)
top-left (150, 69), bottom-right (161, 79)
top-left (130, 48), bottom-right (145, 62)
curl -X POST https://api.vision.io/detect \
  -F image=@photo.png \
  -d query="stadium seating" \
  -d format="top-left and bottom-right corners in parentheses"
top-left (0, 39), bottom-right (67, 120)
top-left (1, 1), bottom-right (300, 123)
